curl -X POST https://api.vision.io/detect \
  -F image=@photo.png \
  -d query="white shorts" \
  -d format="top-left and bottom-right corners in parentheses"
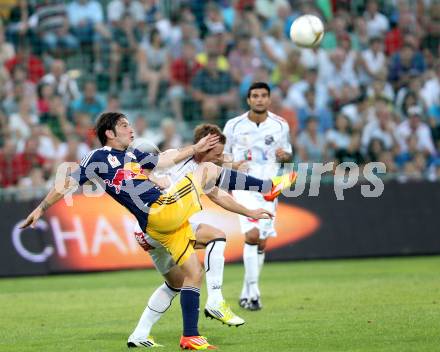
top-left (232, 190), bottom-right (278, 239)
top-left (134, 221), bottom-right (201, 275)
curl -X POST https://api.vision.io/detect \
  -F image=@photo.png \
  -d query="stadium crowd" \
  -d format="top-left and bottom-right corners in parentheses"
top-left (1, 0), bottom-right (440, 198)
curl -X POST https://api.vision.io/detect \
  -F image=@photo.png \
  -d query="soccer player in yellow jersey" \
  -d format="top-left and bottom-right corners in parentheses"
top-left (21, 112), bottom-right (296, 350)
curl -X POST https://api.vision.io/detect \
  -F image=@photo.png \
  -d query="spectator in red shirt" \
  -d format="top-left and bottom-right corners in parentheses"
top-left (5, 43), bottom-right (45, 83)
top-left (168, 42), bottom-right (202, 121)
top-left (0, 138), bottom-right (18, 188)
top-left (12, 138), bottom-right (47, 182)
top-left (385, 11), bottom-right (417, 56)
top-left (385, 22), bottom-right (403, 57)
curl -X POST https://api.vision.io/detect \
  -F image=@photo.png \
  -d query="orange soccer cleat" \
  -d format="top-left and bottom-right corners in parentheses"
top-left (263, 171), bottom-right (297, 201)
top-left (179, 336), bottom-right (217, 350)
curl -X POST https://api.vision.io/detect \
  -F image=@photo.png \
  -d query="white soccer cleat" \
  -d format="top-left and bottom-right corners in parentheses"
top-left (204, 300), bottom-right (245, 327)
top-left (127, 336), bottom-right (163, 348)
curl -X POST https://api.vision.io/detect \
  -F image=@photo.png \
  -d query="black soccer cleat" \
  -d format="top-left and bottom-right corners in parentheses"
top-left (246, 297), bottom-right (263, 311)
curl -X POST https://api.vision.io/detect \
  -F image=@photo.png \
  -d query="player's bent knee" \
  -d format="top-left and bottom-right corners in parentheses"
top-left (165, 279), bottom-right (182, 291)
top-left (245, 229), bottom-right (260, 245)
top-left (205, 236), bottom-right (226, 250)
top-left (180, 254), bottom-right (204, 286)
top-left (184, 265), bottom-right (204, 286)
top-left (207, 230), bottom-right (226, 242)
top-left (164, 266), bottom-right (185, 289)
top-left (216, 231), bottom-right (226, 240)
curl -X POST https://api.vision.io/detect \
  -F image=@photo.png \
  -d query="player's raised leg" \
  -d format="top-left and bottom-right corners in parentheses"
top-left (192, 161), bottom-right (296, 198)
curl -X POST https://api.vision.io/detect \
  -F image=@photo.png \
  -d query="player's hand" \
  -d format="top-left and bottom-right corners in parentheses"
top-left (193, 134), bottom-right (220, 153)
top-left (19, 207), bottom-right (44, 229)
top-left (247, 208), bottom-right (273, 220)
top-left (275, 148), bottom-right (291, 162)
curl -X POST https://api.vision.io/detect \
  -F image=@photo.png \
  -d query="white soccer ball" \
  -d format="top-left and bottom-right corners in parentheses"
top-left (289, 15), bottom-right (324, 48)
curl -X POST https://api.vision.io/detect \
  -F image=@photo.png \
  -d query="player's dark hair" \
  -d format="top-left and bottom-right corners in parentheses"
top-left (247, 82), bottom-right (271, 98)
top-left (95, 112), bottom-right (126, 146)
top-left (193, 123), bottom-right (226, 145)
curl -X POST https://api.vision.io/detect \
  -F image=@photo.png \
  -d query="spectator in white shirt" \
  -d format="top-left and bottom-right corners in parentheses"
top-left (341, 94), bottom-right (370, 131)
top-left (107, 0), bottom-right (144, 24)
top-left (257, 21), bottom-right (289, 70)
top-left (364, 0), bottom-right (389, 38)
top-left (285, 67), bottom-right (328, 110)
top-left (67, 0), bottom-right (110, 72)
top-left (361, 101), bottom-right (397, 153)
top-left (40, 59), bottom-right (80, 106)
top-left (421, 64), bottom-right (440, 110)
top-left (9, 98), bottom-right (38, 151)
top-left (323, 48), bottom-right (360, 106)
top-left (359, 37), bottom-right (387, 85)
top-left (0, 24), bottom-right (15, 67)
top-left (255, 0), bottom-right (289, 23)
top-left (300, 46), bottom-right (332, 74)
top-left (326, 113), bottom-right (352, 155)
top-left (395, 106), bottom-right (436, 156)
top-left (67, 0), bottom-right (107, 41)
top-left (420, 64), bottom-right (440, 137)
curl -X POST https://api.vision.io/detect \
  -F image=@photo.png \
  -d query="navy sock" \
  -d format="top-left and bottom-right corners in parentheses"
top-left (215, 168), bottom-right (272, 193)
top-left (180, 286), bottom-right (200, 336)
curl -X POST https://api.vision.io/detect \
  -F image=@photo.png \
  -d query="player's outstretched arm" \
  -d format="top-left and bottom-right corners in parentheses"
top-left (156, 134), bottom-right (220, 168)
top-left (19, 175), bottom-right (78, 229)
top-left (206, 187), bottom-right (273, 220)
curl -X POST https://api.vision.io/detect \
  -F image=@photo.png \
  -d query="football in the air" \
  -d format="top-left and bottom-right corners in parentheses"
top-left (289, 14), bottom-right (324, 48)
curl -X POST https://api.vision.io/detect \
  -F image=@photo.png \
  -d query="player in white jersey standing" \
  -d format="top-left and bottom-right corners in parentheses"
top-left (128, 124), bottom-right (255, 347)
top-left (223, 82), bottom-right (293, 311)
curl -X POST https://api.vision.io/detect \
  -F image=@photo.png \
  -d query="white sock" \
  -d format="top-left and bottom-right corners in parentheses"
top-left (243, 242), bottom-right (259, 300)
top-left (257, 250), bottom-right (265, 277)
top-left (129, 282), bottom-right (179, 340)
top-left (256, 250), bottom-right (265, 298)
top-left (205, 239), bottom-right (226, 307)
top-left (240, 279), bottom-right (249, 300)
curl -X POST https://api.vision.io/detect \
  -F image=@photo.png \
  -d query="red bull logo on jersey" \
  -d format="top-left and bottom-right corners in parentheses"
top-left (104, 162), bottom-right (148, 194)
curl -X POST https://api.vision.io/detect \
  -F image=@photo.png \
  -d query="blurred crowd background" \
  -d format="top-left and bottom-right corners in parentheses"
top-left (1, 0), bottom-right (440, 199)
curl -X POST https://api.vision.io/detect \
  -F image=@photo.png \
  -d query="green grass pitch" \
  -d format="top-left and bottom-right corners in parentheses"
top-left (1, 256), bottom-right (439, 352)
